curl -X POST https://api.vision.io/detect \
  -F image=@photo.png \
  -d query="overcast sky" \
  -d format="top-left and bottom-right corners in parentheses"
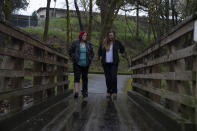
top-left (18, 0), bottom-right (99, 15)
top-left (18, 0), bottom-right (144, 16)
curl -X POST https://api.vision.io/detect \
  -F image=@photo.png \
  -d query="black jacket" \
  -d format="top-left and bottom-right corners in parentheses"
top-left (98, 40), bottom-right (125, 65)
top-left (69, 40), bottom-right (94, 66)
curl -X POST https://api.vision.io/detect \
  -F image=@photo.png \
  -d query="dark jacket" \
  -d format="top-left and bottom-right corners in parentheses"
top-left (69, 40), bottom-right (94, 66)
top-left (98, 40), bottom-right (125, 65)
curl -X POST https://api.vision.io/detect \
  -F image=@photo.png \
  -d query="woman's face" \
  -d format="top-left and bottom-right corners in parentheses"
top-left (82, 33), bottom-right (88, 41)
top-left (108, 32), bottom-right (115, 41)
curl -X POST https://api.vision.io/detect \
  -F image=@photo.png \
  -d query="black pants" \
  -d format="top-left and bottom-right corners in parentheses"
top-left (73, 64), bottom-right (89, 94)
top-left (102, 63), bottom-right (118, 94)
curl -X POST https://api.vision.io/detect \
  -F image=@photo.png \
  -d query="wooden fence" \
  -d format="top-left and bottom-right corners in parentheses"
top-left (0, 20), bottom-right (69, 121)
top-left (129, 13), bottom-right (197, 130)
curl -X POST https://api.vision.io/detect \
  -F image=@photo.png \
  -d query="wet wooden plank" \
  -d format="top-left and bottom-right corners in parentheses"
top-left (0, 47), bottom-right (68, 68)
top-left (0, 70), bottom-right (68, 77)
top-left (0, 81), bottom-right (69, 101)
top-left (132, 82), bottom-right (196, 107)
top-left (128, 90), bottom-right (195, 131)
top-left (131, 44), bottom-right (197, 70)
top-left (131, 71), bottom-right (195, 81)
top-left (132, 21), bottom-right (194, 62)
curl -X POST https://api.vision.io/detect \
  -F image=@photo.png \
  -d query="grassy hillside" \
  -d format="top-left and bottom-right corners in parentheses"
top-left (23, 16), bottom-right (154, 73)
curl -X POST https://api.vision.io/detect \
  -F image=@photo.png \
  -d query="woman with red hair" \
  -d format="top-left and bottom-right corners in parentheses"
top-left (69, 31), bottom-right (94, 98)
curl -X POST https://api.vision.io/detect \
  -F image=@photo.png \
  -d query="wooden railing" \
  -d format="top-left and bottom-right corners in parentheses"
top-left (130, 13), bottom-right (197, 129)
top-left (0, 21), bottom-right (69, 120)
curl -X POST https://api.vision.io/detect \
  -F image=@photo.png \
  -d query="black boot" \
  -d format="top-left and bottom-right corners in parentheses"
top-left (82, 91), bottom-right (88, 98)
top-left (74, 92), bottom-right (78, 99)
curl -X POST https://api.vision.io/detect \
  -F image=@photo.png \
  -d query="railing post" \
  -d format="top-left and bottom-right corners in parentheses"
top-left (49, 54), bottom-right (55, 96)
top-left (57, 57), bottom-right (64, 94)
top-left (1, 38), bottom-right (24, 112)
top-left (194, 54), bottom-right (197, 131)
top-left (194, 19), bottom-right (197, 130)
top-left (166, 43), bottom-right (179, 113)
top-left (152, 50), bottom-right (161, 104)
top-left (63, 59), bottom-right (68, 91)
top-left (175, 36), bottom-right (192, 122)
top-left (33, 47), bottom-right (43, 104)
top-left (45, 52), bottom-right (55, 98)
top-left (194, 20), bottom-right (197, 43)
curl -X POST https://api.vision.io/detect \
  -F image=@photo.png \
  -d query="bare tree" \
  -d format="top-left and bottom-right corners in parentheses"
top-left (0, 0), bottom-right (5, 21)
top-left (43, 0), bottom-right (51, 42)
top-left (74, 0), bottom-right (84, 31)
top-left (165, 0), bottom-right (169, 33)
top-left (65, 0), bottom-right (70, 53)
top-left (80, 0), bottom-right (89, 11)
top-left (99, 0), bottom-right (122, 45)
top-left (136, 0), bottom-right (139, 38)
top-left (88, 0), bottom-right (93, 40)
top-left (4, 0), bottom-right (11, 21)
top-left (79, 0), bottom-right (89, 28)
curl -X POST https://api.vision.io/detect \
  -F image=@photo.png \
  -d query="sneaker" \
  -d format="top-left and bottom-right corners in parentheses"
top-left (74, 92), bottom-right (78, 99)
top-left (113, 95), bottom-right (117, 100)
top-left (106, 93), bottom-right (111, 99)
top-left (112, 93), bottom-right (117, 100)
top-left (82, 92), bottom-right (88, 98)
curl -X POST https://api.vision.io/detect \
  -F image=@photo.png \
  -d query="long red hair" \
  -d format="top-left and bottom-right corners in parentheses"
top-left (78, 30), bottom-right (88, 41)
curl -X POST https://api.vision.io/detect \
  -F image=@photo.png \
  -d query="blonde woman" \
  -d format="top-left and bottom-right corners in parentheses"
top-left (98, 31), bottom-right (125, 99)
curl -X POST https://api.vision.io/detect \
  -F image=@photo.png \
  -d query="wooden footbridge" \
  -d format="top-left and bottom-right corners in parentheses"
top-left (0, 13), bottom-right (197, 131)
top-left (129, 13), bottom-right (197, 131)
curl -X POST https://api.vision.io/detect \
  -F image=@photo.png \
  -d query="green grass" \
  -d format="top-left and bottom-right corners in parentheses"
top-left (124, 78), bottom-right (132, 93)
top-left (24, 76), bottom-right (33, 81)
top-left (68, 75), bottom-right (74, 89)
top-left (161, 80), bottom-right (167, 90)
top-left (24, 27), bottom-right (43, 35)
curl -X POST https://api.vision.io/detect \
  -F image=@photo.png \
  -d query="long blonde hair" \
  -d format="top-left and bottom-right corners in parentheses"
top-left (103, 31), bottom-right (115, 51)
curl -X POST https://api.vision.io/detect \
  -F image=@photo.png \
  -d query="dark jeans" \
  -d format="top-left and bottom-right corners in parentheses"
top-left (102, 63), bottom-right (118, 94)
top-left (73, 64), bottom-right (89, 94)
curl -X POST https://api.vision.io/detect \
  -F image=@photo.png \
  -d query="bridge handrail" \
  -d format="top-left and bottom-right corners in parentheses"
top-left (0, 20), bottom-right (69, 121)
top-left (0, 20), bottom-right (68, 60)
top-left (130, 12), bottom-right (197, 129)
top-left (131, 12), bottom-right (197, 62)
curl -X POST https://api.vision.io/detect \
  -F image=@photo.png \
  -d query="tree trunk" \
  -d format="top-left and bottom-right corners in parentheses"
top-left (186, 0), bottom-right (189, 16)
top-left (124, 12), bottom-right (134, 36)
top-left (171, 0), bottom-right (175, 26)
top-left (165, 0), bottom-right (169, 33)
top-left (4, 0), bottom-right (11, 21)
top-left (99, 0), bottom-right (115, 45)
top-left (99, 0), bottom-right (120, 46)
top-left (100, 0), bottom-right (108, 28)
top-left (148, 22), bottom-right (151, 44)
top-left (65, 0), bottom-right (70, 54)
top-left (0, 0), bottom-right (5, 21)
top-left (136, 1), bottom-right (139, 38)
top-left (74, 0), bottom-right (83, 31)
top-left (80, 0), bottom-right (88, 29)
top-left (148, 11), bottom-right (151, 44)
top-left (43, 0), bottom-right (51, 42)
top-left (88, 0), bottom-right (93, 41)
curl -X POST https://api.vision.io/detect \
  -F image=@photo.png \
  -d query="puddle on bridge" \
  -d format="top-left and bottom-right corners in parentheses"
top-left (54, 93), bottom-right (142, 131)
top-left (62, 97), bottom-right (121, 131)
top-left (11, 74), bottom-right (158, 131)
